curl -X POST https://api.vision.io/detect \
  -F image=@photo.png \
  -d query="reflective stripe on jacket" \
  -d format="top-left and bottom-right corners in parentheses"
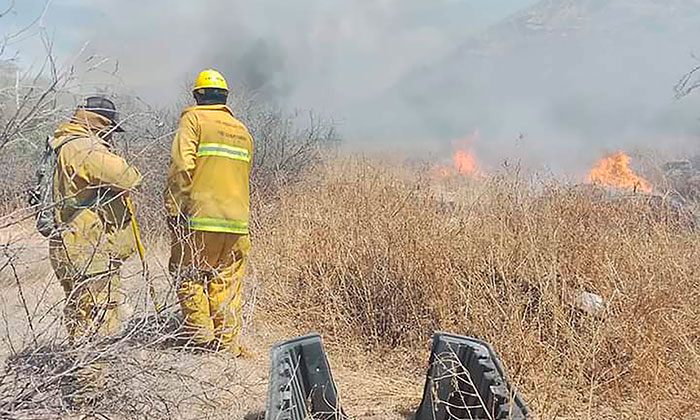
top-left (164, 105), bottom-right (253, 234)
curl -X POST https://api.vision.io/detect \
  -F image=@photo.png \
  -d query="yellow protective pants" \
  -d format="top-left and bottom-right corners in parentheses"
top-left (50, 249), bottom-right (127, 406)
top-left (169, 226), bottom-right (250, 354)
top-left (50, 255), bottom-right (127, 340)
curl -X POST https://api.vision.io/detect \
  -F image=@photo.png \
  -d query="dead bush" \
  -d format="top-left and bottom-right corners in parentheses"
top-left (254, 156), bottom-right (700, 418)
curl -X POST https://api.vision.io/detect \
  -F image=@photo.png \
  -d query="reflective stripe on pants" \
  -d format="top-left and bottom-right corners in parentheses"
top-left (188, 217), bottom-right (249, 235)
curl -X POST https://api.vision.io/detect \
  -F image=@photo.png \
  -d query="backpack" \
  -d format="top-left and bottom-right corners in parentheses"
top-left (28, 135), bottom-right (79, 238)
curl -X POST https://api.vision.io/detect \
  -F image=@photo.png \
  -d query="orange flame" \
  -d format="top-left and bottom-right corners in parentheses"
top-left (588, 151), bottom-right (652, 193)
top-left (454, 150), bottom-right (480, 177)
top-left (451, 131), bottom-right (484, 178)
top-left (430, 131), bottom-right (485, 181)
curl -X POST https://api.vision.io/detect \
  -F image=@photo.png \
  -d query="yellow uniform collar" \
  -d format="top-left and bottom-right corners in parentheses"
top-left (183, 104), bottom-right (235, 117)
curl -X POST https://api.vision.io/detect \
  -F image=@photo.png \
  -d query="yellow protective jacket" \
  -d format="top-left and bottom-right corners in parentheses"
top-left (50, 110), bottom-right (142, 275)
top-left (164, 105), bottom-right (253, 235)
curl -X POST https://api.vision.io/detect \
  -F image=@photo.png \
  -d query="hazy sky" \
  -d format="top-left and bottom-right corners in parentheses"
top-left (3, 0), bottom-right (700, 174)
top-left (2, 0), bottom-right (539, 109)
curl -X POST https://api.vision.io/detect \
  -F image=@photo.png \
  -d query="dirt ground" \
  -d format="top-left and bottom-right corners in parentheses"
top-left (0, 222), bottom-right (423, 419)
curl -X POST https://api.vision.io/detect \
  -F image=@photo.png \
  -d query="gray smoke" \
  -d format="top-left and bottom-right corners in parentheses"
top-left (6, 0), bottom-right (510, 106)
top-left (4, 0), bottom-right (700, 174)
top-left (349, 0), bottom-right (700, 173)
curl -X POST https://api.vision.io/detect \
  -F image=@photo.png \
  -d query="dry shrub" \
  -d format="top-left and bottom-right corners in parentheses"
top-left (254, 156), bottom-right (700, 418)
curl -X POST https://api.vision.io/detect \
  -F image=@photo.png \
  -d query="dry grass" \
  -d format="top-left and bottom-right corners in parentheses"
top-left (0, 154), bottom-right (698, 419)
top-left (0, 225), bottom-right (271, 420)
top-left (253, 156), bottom-right (700, 419)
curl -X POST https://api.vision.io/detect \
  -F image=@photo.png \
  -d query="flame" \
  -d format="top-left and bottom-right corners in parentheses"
top-left (453, 150), bottom-right (481, 177)
top-left (588, 151), bottom-right (652, 193)
top-left (430, 131), bottom-right (485, 181)
top-left (430, 152), bottom-right (483, 181)
top-left (452, 131), bottom-right (483, 178)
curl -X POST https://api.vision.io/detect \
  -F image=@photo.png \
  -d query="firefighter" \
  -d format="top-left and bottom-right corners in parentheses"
top-left (165, 69), bottom-right (253, 355)
top-left (50, 96), bottom-right (141, 340)
top-left (49, 96), bottom-right (141, 403)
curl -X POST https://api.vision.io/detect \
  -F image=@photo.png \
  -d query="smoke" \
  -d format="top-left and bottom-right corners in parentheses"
top-left (347, 0), bottom-right (700, 174)
top-left (4, 0), bottom-right (700, 174)
top-left (7, 0), bottom-right (513, 107)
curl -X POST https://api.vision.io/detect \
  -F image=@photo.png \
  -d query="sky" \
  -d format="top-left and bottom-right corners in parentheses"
top-left (1, 0), bottom-right (539, 110)
top-left (2, 0), bottom-right (700, 174)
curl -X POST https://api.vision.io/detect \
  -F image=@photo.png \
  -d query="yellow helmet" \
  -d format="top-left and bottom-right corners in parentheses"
top-left (193, 69), bottom-right (229, 92)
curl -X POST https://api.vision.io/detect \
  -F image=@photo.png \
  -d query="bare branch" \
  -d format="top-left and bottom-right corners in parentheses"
top-left (674, 55), bottom-right (700, 99)
top-left (0, 0), bottom-right (14, 19)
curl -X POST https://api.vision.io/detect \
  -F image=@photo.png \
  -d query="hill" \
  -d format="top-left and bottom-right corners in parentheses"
top-left (353, 0), bottom-right (700, 172)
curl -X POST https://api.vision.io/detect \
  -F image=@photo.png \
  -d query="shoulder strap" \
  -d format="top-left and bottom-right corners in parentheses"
top-left (50, 134), bottom-right (83, 152)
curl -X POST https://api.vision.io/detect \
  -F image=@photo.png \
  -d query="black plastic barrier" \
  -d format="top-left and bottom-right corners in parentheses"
top-left (415, 332), bottom-right (529, 420)
top-left (265, 334), bottom-right (347, 420)
top-left (265, 332), bottom-right (529, 419)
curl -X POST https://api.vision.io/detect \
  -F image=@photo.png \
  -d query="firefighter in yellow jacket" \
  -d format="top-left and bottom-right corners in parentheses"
top-left (165, 69), bottom-right (253, 355)
top-left (50, 96), bottom-right (141, 341)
